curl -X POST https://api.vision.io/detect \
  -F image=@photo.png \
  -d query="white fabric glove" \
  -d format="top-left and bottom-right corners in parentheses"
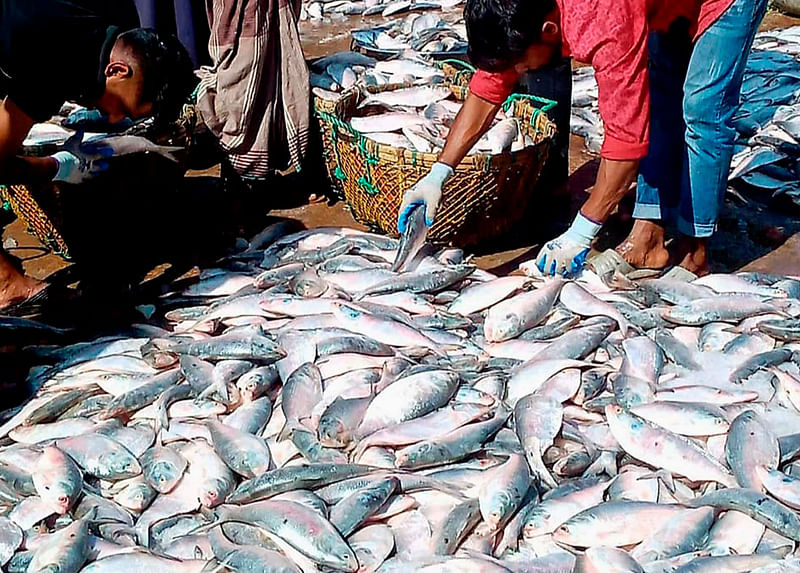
top-left (51, 132), bottom-right (113, 184)
top-left (534, 212), bottom-right (602, 277)
top-left (397, 162), bottom-right (454, 233)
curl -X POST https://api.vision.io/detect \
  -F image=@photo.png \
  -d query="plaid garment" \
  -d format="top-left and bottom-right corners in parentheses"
top-left (195, 0), bottom-right (310, 178)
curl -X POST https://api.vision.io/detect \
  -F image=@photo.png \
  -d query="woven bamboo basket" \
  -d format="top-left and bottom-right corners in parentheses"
top-left (0, 183), bottom-right (69, 257)
top-left (313, 62), bottom-right (557, 246)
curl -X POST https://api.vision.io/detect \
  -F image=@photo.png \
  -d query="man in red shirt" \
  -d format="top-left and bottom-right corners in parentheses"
top-left (397, 0), bottom-right (768, 279)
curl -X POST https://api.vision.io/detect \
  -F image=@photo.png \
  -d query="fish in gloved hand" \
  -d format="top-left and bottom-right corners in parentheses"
top-left (62, 108), bottom-right (134, 133)
top-left (50, 131), bottom-right (114, 185)
top-left (50, 132), bottom-right (181, 184)
top-left (397, 161), bottom-right (453, 233)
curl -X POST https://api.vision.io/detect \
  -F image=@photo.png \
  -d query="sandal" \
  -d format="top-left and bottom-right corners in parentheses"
top-left (659, 266), bottom-right (699, 282)
top-left (588, 249), bottom-right (664, 280)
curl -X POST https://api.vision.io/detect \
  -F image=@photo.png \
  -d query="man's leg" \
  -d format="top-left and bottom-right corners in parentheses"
top-left (616, 26), bottom-right (692, 270)
top-left (677, 0), bottom-right (768, 274)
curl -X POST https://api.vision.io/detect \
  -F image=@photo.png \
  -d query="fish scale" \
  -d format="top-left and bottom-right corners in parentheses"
top-left (6, 223), bottom-right (800, 572)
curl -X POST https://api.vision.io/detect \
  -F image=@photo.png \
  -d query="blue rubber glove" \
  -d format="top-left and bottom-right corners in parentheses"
top-left (63, 109), bottom-right (133, 132)
top-left (51, 132), bottom-right (114, 184)
top-left (535, 212), bottom-right (602, 277)
top-left (397, 162), bottom-right (454, 233)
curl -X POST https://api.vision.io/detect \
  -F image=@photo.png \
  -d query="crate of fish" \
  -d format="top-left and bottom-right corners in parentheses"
top-left (313, 65), bottom-right (557, 247)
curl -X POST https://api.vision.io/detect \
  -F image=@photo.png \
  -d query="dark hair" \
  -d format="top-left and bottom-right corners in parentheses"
top-left (118, 28), bottom-right (197, 123)
top-left (465, 0), bottom-right (557, 71)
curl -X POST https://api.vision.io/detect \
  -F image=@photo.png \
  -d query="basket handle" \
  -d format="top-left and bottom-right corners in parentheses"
top-left (502, 93), bottom-right (558, 128)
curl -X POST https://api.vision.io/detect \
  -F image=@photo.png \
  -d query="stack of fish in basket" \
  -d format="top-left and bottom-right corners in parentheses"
top-left (311, 52), bottom-right (557, 247)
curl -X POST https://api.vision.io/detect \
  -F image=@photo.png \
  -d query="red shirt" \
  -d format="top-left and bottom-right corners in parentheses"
top-left (469, 0), bottom-right (734, 160)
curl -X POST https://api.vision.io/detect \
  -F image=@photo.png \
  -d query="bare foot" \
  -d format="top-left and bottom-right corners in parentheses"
top-left (0, 276), bottom-right (46, 311)
top-left (674, 236), bottom-right (711, 277)
top-left (615, 220), bottom-right (671, 270)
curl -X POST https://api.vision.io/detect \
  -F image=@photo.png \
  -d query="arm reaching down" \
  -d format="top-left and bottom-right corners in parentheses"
top-left (582, 158), bottom-right (640, 223)
top-left (534, 158), bottom-right (639, 276)
top-left (397, 94), bottom-right (500, 232)
top-left (0, 97), bottom-right (58, 183)
top-left (438, 93), bottom-right (501, 167)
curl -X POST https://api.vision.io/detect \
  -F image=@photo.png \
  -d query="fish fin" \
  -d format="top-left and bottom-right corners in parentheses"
top-left (639, 469), bottom-right (676, 494)
top-left (199, 557), bottom-right (228, 573)
top-left (278, 419), bottom-right (302, 442)
top-left (700, 481), bottom-right (719, 495)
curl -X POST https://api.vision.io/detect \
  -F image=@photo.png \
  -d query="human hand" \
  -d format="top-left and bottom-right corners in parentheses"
top-left (397, 162), bottom-right (453, 233)
top-left (51, 132), bottom-right (114, 184)
top-left (63, 109), bottom-right (133, 132)
top-left (534, 212), bottom-right (602, 277)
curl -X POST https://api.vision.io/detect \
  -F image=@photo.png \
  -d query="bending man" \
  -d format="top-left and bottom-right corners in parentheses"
top-left (397, 0), bottom-right (767, 279)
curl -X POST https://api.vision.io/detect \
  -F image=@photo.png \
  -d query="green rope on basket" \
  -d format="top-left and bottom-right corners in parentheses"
top-left (317, 109), bottom-right (383, 193)
top-left (318, 110), bottom-right (349, 182)
top-left (0, 185), bottom-right (10, 212)
top-left (189, 83), bottom-right (201, 104)
top-left (503, 93), bottom-right (557, 112)
top-left (502, 93), bottom-right (558, 129)
top-left (358, 175), bottom-right (380, 195)
top-left (437, 59), bottom-right (475, 88)
top-left (356, 137), bottom-right (379, 165)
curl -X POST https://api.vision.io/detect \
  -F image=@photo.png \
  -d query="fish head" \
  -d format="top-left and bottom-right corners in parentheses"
top-left (148, 460), bottom-right (181, 494)
top-left (522, 506), bottom-right (552, 539)
top-left (237, 372), bottom-right (264, 402)
top-left (551, 522), bottom-right (578, 545)
top-left (41, 481), bottom-right (75, 515)
top-left (317, 534), bottom-right (359, 572)
top-left (115, 484), bottom-right (152, 512)
top-left (253, 336), bottom-right (286, 360)
top-left (200, 478), bottom-right (232, 508)
top-left (318, 416), bottom-right (348, 448)
top-left (103, 451), bottom-right (141, 479)
top-left (484, 491), bottom-right (514, 531)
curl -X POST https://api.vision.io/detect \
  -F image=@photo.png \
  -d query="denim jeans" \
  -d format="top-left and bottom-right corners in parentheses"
top-left (633, 0), bottom-right (768, 237)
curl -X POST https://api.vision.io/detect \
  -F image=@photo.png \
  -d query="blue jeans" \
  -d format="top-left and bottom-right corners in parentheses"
top-left (633, 0), bottom-right (768, 237)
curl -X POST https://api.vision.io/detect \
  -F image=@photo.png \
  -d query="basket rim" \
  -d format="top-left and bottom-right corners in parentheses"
top-left (314, 87), bottom-right (557, 170)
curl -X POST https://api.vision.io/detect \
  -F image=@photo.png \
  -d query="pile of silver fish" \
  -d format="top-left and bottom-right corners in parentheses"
top-left (312, 51), bottom-right (531, 156)
top-left (569, 66), bottom-right (603, 155)
top-left (352, 91), bottom-right (530, 155)
top-left (301, 0), bottom-right (462, 23)
top-left (309, 51), bottom-right (449, 93)
top-left (571, 26), bottom-right (800, 207)
top-left (350, 14), bottom-right (467, 56)
top-left (5, 219), bottom-right (800, 572)
top-left (729, 27), bottom-right (800, 204)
